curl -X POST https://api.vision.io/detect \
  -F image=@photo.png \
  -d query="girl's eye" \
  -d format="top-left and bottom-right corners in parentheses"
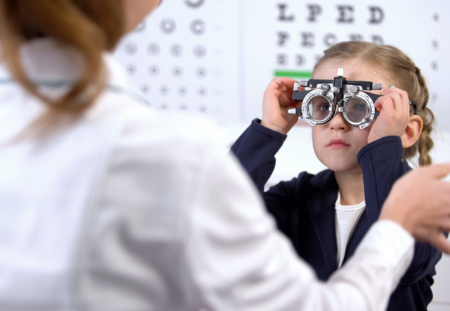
top-left (353, 104), bottom-right (366, 111)
top-left (318, 105), bottom-right (330, 111)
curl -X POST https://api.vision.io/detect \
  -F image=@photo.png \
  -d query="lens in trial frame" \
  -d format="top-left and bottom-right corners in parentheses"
top-left (308, 96), bottom-right (333, 121)
top-left (344, 97), bottom-right (368, 123)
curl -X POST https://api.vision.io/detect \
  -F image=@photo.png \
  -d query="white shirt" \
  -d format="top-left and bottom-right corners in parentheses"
top-left (335, 192), bottom-right (366, 268)
top-left (0, 39), bottom-right (414, 311)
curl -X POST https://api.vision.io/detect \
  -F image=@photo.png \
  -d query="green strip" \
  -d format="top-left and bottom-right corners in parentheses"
top-left (274, 70), bottom-right (312, 79)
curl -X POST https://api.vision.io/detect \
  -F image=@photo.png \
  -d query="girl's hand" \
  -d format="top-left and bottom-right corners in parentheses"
top-left (368, 87), bottom-right (411, 144)
top-left (261, 77), bottom-right (301, 135)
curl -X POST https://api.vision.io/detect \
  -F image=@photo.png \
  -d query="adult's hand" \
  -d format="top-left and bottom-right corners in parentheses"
top-left (380, 163), bottom-right (450, 253)
top-left (261, 77), bottom-right (301, 135)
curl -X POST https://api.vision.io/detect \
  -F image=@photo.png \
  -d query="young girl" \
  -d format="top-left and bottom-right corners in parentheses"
top-left (231, 41), bottom-right (439, 311)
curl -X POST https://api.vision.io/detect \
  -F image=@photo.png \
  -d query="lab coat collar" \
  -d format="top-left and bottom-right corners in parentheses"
top-left (0, 38), bottom-right (132, 93)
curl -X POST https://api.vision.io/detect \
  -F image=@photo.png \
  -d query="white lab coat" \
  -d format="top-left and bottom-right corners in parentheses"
top-left (0, 39), bottom-right (414, 311)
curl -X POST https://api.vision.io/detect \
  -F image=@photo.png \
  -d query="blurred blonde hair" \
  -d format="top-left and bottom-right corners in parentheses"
top-left (314, 41), bottom-right (433, 166)
top-left (0, 0), bottom-right (124, 136)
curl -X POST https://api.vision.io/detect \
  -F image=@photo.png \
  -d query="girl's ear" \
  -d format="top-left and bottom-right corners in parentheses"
top-left (401, 115), bottom-right (423, 148)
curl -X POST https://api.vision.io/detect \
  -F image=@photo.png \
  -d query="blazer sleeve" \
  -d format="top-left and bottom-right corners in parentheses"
top-left (357, 136), bottom-right (442, 284)
top-left (230, 119), bottom-right (310, 230)
top-left (230, 119), bottom-right (287, 194)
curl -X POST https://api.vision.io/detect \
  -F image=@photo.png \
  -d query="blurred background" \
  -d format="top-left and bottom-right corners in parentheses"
top-left (114, 1), bottom-right (450, 309)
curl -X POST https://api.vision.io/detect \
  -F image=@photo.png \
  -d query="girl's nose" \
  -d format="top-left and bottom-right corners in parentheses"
top-left (329, 112), bottom-right (350, 131)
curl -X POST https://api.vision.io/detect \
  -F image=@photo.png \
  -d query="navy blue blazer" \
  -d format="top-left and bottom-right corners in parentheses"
top-left (231, 119), bottom-right (443, 311)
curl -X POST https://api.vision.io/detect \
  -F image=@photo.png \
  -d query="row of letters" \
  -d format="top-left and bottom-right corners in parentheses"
top-left (277, 53), bottom-right (321, 67)
top-left (276, 53), bottom-right (440, 71)
top-left (278, 3), bottom-right (385, 24)
top-left (277, 32), bottom-right (384, 48)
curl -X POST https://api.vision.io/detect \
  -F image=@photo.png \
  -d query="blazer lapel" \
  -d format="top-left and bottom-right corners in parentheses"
top-left (343, 196), bottom-right (379, 264)
top-left (306, 171), bottom-right (339, 274)
top-left (343, 162), bottom-right (411, 263)
top-left (343, 209), bottom-right (370, 264)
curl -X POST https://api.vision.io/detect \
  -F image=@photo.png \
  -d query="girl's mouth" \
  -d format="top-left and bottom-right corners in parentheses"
top-left (327, 139), bottom-right (351, 148)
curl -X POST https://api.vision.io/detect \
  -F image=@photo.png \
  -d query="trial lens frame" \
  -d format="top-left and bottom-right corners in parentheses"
top-left (288, 68), bottom-right (418, 129)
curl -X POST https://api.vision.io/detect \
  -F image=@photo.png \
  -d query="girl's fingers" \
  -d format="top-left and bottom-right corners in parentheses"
top-left (374, 96), bottom-right (395, 115)
top-left (381, 88), bottom-right (410, 113)
top-left (270, 77), bottom-right (296, 92)
top-left (282, 103), bottom-right (302, 116)
top-left (382, 92), bottom-right (402, 111)
top-left (272, 82), bottom-right (300, 107)
top-left (275, 91), bottom-right (297, 108)
top-left (262, 77), bottom-right (301, 134)
top-left (378, 89), bottom-right (411, 127)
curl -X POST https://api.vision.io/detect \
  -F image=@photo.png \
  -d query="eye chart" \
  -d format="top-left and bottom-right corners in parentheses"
top-left (114, 0), bottom-right (450, 130)
top-left (114, 0), bottom-right (241, 124)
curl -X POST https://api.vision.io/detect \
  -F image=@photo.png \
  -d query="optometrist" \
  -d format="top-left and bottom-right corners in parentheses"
top-left (1, 1), bottom-right (450, 310)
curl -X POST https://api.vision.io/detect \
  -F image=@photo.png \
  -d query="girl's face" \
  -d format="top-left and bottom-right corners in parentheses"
top-left (311, 59), bottom-right (391, 173)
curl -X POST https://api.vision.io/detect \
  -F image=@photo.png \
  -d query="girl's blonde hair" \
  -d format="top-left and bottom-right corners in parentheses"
top-left (314, 41), bottom-right (433, 166)
top-left (0, 0), bottom-right (124, 136)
